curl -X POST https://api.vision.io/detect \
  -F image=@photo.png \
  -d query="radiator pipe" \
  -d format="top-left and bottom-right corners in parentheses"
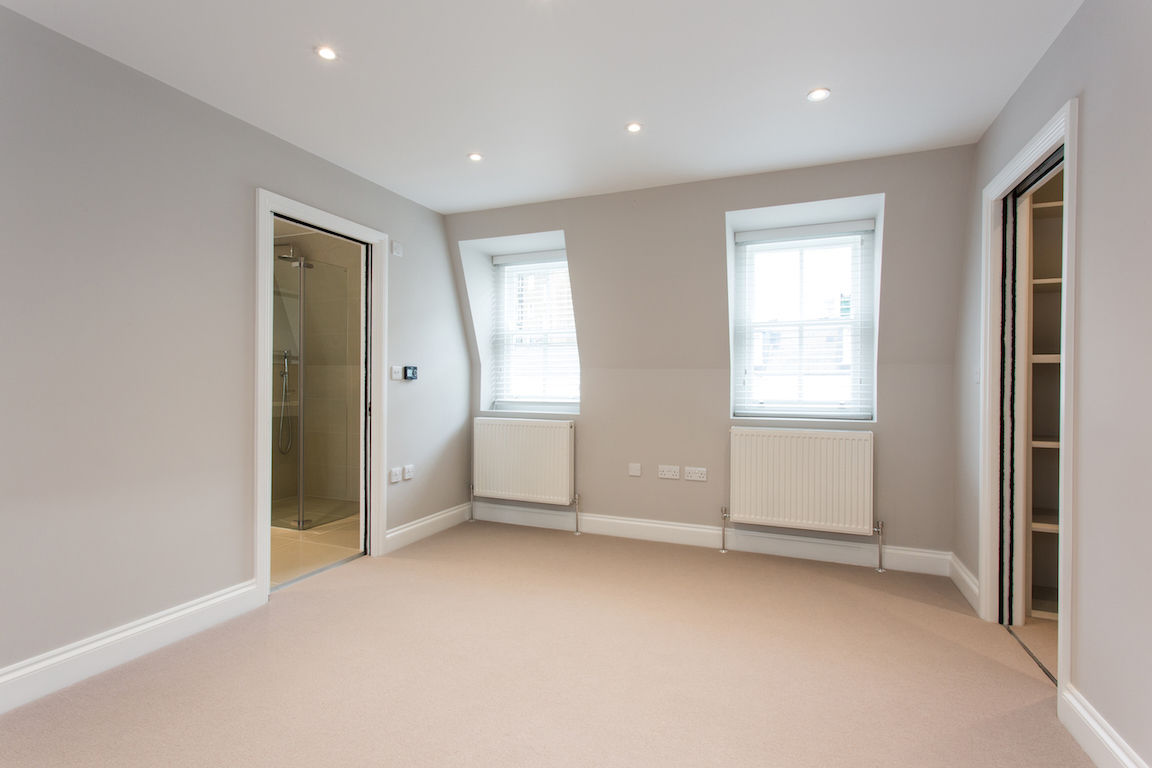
top-left (574, 493), bottom-right (581, 536)
top-left (469, 484), bottom-right (475, 522)
top-left (720, 506), bottom-right (729, 553)
top-left (874, 520), bottom-right (886, 573)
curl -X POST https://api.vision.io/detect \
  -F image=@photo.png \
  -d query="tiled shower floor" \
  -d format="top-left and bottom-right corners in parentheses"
top-left (270, 500), bottom-right (361, 586)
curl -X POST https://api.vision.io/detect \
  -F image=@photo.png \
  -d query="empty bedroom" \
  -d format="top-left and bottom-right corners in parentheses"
top-left (0, 1), bottom-right (1148, 766)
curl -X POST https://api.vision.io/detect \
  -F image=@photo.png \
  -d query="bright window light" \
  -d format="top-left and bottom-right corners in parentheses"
top-left (491, 255), bottom-right (580, 408)
top-left (732, 224), bottom-right (876, 419)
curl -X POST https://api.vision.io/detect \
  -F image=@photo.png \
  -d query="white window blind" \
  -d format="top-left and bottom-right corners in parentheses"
top-left (733, 222), bottom-right (876, 420)
top-left (491, 253), bottom-right (580, 410)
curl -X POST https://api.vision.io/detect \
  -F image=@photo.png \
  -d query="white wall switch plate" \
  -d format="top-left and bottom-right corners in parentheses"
top-left (684, 466), bottom-right (708, 482)
top-left (628, 462), bottom-right (642, 477)
top-left (403, 464), bottom-right (415, 480)
top-left (390, 365), bottom-right (403, 380)
top-left (389, 467), bottom-right (402, 483)
top-left (658, 464), bottom-right (680, 480)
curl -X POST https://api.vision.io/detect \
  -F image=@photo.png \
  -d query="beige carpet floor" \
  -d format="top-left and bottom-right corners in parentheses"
top-left (0, 522), bottom-right (1091, 767)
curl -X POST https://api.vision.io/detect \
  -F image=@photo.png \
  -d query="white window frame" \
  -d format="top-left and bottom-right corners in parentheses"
top-left (489, 250), bottom-right (580, 414)
top-left (728, 205), bottom-right (882, 422)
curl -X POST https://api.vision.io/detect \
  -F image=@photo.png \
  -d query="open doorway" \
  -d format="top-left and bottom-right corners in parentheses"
top-left (977, 100), bottom-right (1077, 691)
top-left (999, 155), bottom-right (1065, 680)
top-left (256, 190), bottom-right (389, 596)
top-left (269, 215), bottom-right (369, 587)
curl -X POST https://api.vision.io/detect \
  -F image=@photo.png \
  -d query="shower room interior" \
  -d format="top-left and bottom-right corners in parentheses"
top-left (270, 215), bottom-right (367, 586)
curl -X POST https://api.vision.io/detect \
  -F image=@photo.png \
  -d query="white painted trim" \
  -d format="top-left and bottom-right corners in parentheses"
top-left (580, 513), bottom-right (718, 548)
top-left (473, 501), bottom-right (576, 531)
top-left (1059, 685), bottom-right (1149, 768)
top-left (255, 190), bottom-right (390, 600)
top-left (976, 100), bottom-right (1078, 635)
top-left (1056, 102), bottom-right (1078, 695)
top-left (383, 504), bottom-right (471, 553)
top-left (730, 528), bottom-right (951, 575)
top-left (477, 506), bottom-right (953, 577)
top-left (949, 553), bottom-right (980, 612)
top-left (0, 581), bottom-right (263, 716)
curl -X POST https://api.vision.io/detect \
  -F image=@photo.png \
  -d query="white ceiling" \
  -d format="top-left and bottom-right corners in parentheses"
top-left (4, 0), bottom-right (1083, 213)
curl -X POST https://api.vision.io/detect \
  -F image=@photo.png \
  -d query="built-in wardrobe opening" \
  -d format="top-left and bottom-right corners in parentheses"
top-left (998, 149), bottom-right (1065, 681)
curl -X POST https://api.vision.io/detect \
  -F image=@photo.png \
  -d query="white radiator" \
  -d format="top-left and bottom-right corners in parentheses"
top-left (729, 427), bottom-right (874, 535)
top-left (473, 418), bottom-right (574, 506)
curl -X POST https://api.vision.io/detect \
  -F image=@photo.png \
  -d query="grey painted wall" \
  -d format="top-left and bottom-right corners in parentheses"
top-left (952, 0), bottom-right (1151, 758)
top-left (446, 146), bottom-right (973, 551)
top-left (0, 8), bottom-right (471, 668)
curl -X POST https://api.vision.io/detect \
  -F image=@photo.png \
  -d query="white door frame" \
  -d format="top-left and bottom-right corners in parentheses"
top-left (977, 100), bottom-right (1077, 688)
top-left (255, 189), bottom-right (389, 597)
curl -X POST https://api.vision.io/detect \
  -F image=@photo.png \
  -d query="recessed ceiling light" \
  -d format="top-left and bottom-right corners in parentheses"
top-left (626, 122), bottom-right (643, 134)
top-left (468, 152), bottom-right (484, 162)
top-left (807, 87), bottom-right (832, 102)
top-left (316, 46), bottom-right (337, 61)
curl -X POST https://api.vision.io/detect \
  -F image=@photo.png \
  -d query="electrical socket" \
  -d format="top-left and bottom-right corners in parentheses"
top-left (684, 466), bottom-right (708, 482)
top-left (657, 464), bottom-right (680, 480)
top-left (628, 463), bottom-right (642, 477)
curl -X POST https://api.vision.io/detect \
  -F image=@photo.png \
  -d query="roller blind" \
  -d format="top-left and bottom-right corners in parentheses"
top-left (733, 223), bottom-right (876, 419)
top-left (491, 254), bottom-right (580, 409)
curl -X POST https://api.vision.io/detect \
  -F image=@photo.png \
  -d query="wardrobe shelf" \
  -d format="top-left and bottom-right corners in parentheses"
top-left (1032, 508), bottom-right (1059, 533)
top-left (1025, 169), bottom-right (1065, 624)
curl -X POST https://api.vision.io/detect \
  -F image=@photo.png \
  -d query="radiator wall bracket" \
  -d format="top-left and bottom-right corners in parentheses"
top-left (874, 520), bottom-right (886, 573)
top-left (719, 506), bottom-right (729, 554)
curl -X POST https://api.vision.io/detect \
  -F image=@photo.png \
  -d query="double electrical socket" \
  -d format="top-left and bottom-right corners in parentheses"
top-left (389, 464), bottom-right (416, 483)
top-left (655, 464), bottom-right (707, 481)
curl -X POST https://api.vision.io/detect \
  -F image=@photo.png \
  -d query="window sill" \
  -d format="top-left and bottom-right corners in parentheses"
top-left (731, 415), bottom-right (876, 427)
top-left (480, 408), bottom-right (580, 419)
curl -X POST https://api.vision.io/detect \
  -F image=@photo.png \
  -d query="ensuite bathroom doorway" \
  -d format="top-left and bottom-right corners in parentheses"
top-left (269, 214), bottom-right (369, 587)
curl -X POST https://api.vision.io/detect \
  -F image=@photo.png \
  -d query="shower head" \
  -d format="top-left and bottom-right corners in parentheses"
top-left (274, 245), bottom-right (312, 267)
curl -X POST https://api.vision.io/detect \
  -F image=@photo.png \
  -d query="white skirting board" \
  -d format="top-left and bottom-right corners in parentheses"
top-left (0, 502), bottom-right (471, 716)
top-left (473, 501), bottom-right (577, 531)
top-left (382, 503), bottom-right (471, 553)
top-left (0, 580), bottom-right (265, 716)
top-left (474, 502), bottom-right (953, 577)
top-left (949, 553), bottom-right (980, 612)
top-left (1060, 685), bottom-right (1149, 768)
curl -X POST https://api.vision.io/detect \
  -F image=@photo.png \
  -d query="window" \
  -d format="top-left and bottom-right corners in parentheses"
top-left (491, 252), bottom-right (580, 410)
top-left (732, 220), bottom-right (877, 419)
